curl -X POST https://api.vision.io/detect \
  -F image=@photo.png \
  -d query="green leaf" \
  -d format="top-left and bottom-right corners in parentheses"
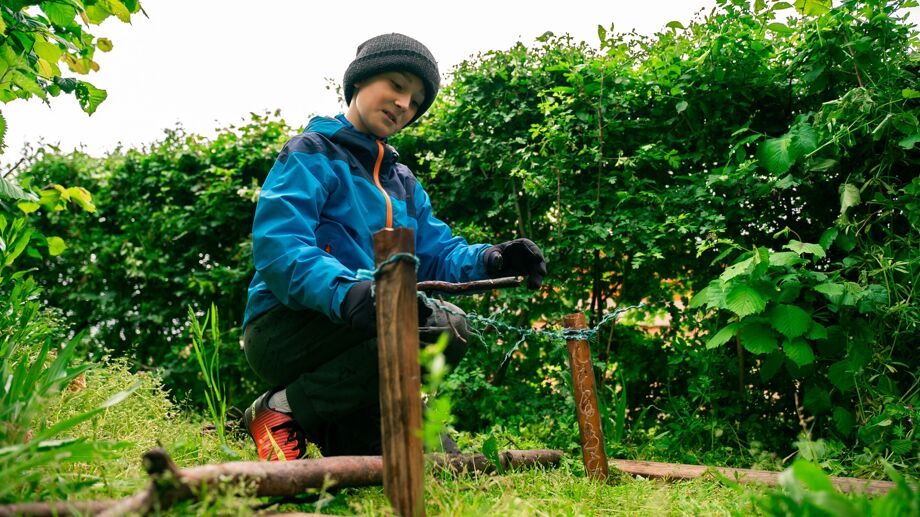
top-left (726, 284), bottom-right (767, 318)
top-left (760, 350), bottom-right (785, 381)
top-left (66, 186), bottom-right (96, 212)
top-left (97, 37), bottom-right (114, 52)
top-left (791, 459), bottom-right (835, 492)
top-left (839, 183), bottom-right (860, 220)
top-left (757, 134), bottom-right (795, 174)
top-left (17, 201), bottom-right (40, 214)
top-left (104, 0), bottom-right (132, 23)
top-left (47, 236), bottom-right (66, 256)
top-left (1, 176), bottom-right (38, 201)
top-left (833, 407), bottom-right (855, 436)
top-left (35, 58), bottom-right (54, 79)
top-left (33, 41), bottom-right (63, 63)
top-left (40, 1), bottom-right (79, 27)
top-left (784, 338), bottom-right (815, 366)
top-left (83, 4), bottom-right (112, 24)
top-left (889, 439), bottom-right (914, 455)
top-left (75, 81), bottom-right (107, 115)
top-left (794, 0), bottom-right (831, 16)
top-left (666, 21), bottom-right (685, 30)
top-left (766, 22), bottom-right (793, 34)
top-left (768, 251), bottom-right (804, 267)
top-left (772, 1), bottom-right (794, 9)
top-left (720, 257), bottom-right (753, 282)
top-left (902, 88), bottom-right (920, 99)
top-left (818, 227), bottom-right (838, 251)
top-left (481, 434), bottom-right (504, 475)
top-left (768, 304), bottom-right (813, 339)
top-left (675, 100), bottom-right (688, 113)
top-left (756, 125), bottom-right (818, 175)
top-left (784, 240), bottom-right (826, 259)
top-left (898, 134), bottom-right (920, 149)
top-left (739, 322), bottom-right (778, 354)
top-left (805, 321), bottom-right (828, 340)
top-left (815, 282), bottom-right (844, 299)
top-left (706, 323), bottom-right (738, 349)
top-left (828, 361), bottom-right (856, 391)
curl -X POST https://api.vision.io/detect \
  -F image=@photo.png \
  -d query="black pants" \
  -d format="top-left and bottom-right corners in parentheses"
top-left (242, 298), bottom-right (470, 456)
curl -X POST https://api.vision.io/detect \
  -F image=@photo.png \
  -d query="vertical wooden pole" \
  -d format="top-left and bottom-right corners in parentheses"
top-left (373, 228), bottom-right (425, 517)
top-left (563, 312), bottom-right (609, 481)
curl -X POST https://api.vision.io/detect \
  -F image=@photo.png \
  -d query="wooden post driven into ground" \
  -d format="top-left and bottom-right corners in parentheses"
top-left (563, 313), bottom-right (609, 481)
top-left (373, 228), bottom-right (425, 517)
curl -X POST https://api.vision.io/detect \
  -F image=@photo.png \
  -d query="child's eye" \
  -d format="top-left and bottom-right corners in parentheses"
top-left (390, 80), bottom-right (402, 90)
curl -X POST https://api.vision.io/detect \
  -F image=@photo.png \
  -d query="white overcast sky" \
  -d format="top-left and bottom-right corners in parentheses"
top-left (3, 1), bottom-right (917, 166)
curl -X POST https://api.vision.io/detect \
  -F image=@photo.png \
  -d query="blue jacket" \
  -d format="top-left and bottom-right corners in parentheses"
top-left (243, 114), bottom-right (491, 328)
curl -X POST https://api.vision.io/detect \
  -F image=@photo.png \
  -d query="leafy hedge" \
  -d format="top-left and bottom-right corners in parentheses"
top-left (20, 0), bottom-right (919, 472)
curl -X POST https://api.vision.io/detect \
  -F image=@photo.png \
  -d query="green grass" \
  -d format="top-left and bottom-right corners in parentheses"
top-left (26, 359), bottom-right (762, 515)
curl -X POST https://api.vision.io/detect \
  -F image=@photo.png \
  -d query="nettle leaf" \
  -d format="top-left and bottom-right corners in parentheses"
top-left (726, 284), bottom-right (767, 318)
top-left (783, 240), bottom-right (826, 259)
top-left (768, 304), bottom-right (813, 339)
top-left (706, 323), bottom-right (738, 349)
top-left (784, 338), bottom-right (815, 367)
top-left (739, 321), bottom-right (778, 354)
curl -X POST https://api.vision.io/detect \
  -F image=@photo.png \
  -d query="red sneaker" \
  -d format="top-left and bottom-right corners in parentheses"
top-left (243, 390), bottom-right (308, 461)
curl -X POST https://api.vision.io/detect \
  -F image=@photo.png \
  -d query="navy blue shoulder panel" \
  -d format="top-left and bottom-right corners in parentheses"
top-left (278, 132), bottom-right (352, 166)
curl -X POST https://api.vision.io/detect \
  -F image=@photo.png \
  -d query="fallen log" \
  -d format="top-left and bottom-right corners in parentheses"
top-left (610, 459), bottom-right (896, 495)
top-left (0, 448), bottom-right (562, 517)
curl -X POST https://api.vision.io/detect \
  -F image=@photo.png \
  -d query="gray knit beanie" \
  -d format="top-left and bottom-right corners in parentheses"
top-left (343, 33), bottom-right (440, 125)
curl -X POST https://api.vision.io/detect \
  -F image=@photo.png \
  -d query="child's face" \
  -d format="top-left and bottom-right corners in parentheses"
top-left (346, 71), bottom-right (426, 138)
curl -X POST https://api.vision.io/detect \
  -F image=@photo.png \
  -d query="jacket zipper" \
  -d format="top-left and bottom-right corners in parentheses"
top-left (372, 139), bottom-right (393, 229)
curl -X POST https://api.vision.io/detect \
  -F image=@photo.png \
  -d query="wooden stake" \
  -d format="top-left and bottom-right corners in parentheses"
top-left (373, 228), bottom-right (425, 517)
top-left (563, 312), bottom-right (609, 481)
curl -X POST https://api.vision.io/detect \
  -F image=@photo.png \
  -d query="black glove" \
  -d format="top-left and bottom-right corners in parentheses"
top-left (340, 281), bottom-right (434, 335)
top-left (484, 238), bottom-right (547, 289)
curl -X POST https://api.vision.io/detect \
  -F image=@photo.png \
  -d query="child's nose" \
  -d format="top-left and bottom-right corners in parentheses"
top-left (395, 93), bottom-right (411, 110)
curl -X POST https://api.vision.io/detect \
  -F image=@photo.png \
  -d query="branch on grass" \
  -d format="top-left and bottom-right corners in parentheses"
top-left (0, 448), bottom-right (562, 516)
top-left (610, 459), bottom-right (896, 495)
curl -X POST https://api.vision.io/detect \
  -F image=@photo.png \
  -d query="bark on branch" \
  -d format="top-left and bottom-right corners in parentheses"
top-left (0, 448), bottom-right (562, 516)
top-left (610, 459), bottom-right (896, 495)
top-left (417, 277), bottom-right (521, 294)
